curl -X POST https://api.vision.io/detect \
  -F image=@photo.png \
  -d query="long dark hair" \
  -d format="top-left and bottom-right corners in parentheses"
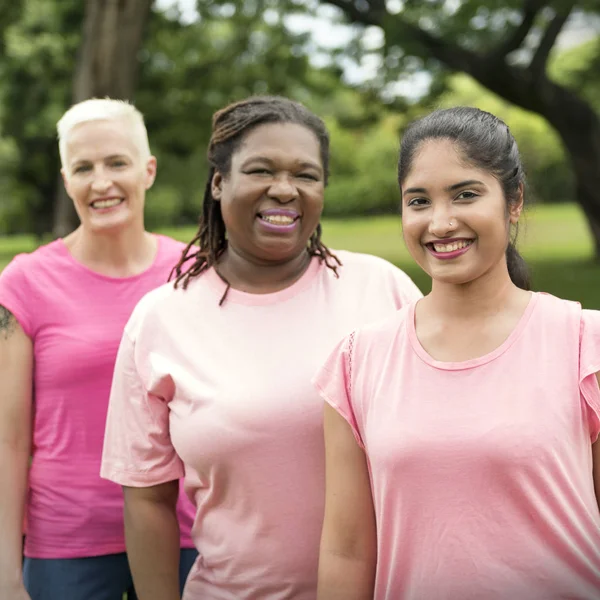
top-left (171, 96), bottom-right (341, 294)
top-left (398, 107), bottom-right (530, 290)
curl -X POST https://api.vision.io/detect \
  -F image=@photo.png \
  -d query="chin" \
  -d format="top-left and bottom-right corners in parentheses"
top-left (88, 215), bottom-right (135, 235)
top-left (257, 241), bottom-right (306, 262)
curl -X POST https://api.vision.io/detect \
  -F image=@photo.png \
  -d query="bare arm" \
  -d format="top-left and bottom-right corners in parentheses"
top-left (124, 480), bottom-right (181, 600)
top-left (0, 306), bottom-right (32, 599)
top-left (317, 403), bottom-right (377, 600)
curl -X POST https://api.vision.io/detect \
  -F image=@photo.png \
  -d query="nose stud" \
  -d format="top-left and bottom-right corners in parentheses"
top-left (449, 219), bottom-right (455, 228)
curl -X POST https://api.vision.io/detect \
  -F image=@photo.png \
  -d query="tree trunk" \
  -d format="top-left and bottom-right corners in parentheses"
top-left (550, 110), bottom-right (600, 259)
top-left (467, 64), bottom-right (600, 259)
top-left (52, 0), bottom-right (153, 238)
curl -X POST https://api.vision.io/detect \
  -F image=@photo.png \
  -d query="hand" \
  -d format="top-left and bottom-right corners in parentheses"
top-left (0, 581), bottom-right (31, 600)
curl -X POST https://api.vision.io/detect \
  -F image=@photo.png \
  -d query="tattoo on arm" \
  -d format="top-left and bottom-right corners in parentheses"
top-left (0, 306), bottom-right (16, 340)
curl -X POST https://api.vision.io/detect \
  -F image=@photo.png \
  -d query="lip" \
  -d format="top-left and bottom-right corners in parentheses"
top-left (258, 208), bottom-right (300, 219)
top-left (425, 238), bottom-right (474, 260)
top-left (256, 216), bottom-right (300, 234)
top-left (89, 197), bottom-right (125, 213)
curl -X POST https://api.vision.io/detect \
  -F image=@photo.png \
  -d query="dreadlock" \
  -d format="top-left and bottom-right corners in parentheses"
top-left (170, 96), bottom-right (341, 301)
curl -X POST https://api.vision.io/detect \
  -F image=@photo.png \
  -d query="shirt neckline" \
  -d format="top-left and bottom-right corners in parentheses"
top-left (407, 291), bottom-right (539, 370)
top-left (55, 234), bottom-right (165, 283)
top-left (202, 254), bottom-right (323, 306)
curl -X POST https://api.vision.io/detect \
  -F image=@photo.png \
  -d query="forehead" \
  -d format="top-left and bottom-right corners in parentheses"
top-left (65, 119), bottom-right (140, 164)
top-left (403, 139), bottom-right (495, 188)
top-left (233, 122), bottom-right (322, 165)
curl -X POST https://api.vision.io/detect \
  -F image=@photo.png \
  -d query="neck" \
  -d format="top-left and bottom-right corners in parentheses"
top-left (427, 260), bottom-right (522, 320)
top-left (64, 223), bottom-right (156, 277)
top-left (216, 245), bottom-right (312, 293)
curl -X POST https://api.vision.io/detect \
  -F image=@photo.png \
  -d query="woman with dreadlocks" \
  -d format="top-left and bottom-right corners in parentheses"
top-left (101, 95), bottom-right (422, 600)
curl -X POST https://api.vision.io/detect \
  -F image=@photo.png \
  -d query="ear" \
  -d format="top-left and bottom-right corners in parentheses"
top-left (508, 182), bottom-right (524, 225)
top-left (212, 171), bottom-right (223, 201)
top-left (144, 156), bottom-right (158, 190)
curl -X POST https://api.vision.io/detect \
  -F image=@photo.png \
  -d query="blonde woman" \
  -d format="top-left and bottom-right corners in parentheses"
top-left (0, 99), bottom-right (196, 600)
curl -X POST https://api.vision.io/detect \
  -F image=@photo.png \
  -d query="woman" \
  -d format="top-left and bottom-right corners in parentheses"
top-left (100, 95), bottom-right (422, 599)
top-left (0, 98), bottom-right (196, 600)
top-left (315, 107), bottom-right (600, 599)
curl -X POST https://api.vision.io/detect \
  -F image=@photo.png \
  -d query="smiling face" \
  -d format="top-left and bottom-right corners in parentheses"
top-left (62, 119), bottom-right (156, 234)
top-left (401, 139), bottom-right (522, 286)
top-left (212, 122), bottom-right (325, 264)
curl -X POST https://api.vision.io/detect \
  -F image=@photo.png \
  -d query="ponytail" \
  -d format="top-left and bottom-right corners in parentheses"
top-left (506, 242), bottom-right (530, 291)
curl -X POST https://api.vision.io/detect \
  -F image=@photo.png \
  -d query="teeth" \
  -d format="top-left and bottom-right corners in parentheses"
top-left (433, 240), bottom-right (472, 253)
top-left (261, 215), bottom-right (295, 225)
top-left (92, 199), bottom-right (122, 209)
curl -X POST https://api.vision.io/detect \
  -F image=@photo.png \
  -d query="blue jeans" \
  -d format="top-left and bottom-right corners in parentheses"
top-left (23, 548), bottom-right (198, 600)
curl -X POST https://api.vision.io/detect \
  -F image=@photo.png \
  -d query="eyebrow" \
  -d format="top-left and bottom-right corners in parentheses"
top-left (242, 156), bottom-right (322, 172)
top-left (403, 179), bottom-right (486, 196)
top-left (70, 154), bottom-right (129, 166)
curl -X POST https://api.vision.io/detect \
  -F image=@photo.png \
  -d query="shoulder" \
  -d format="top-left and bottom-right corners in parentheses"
top-left (335, 249), bottom-right (401, 273)
top-left (124, 280), bottom-right (181, 338)
top-left (357, 302), bottom-right (412, 339)
top-left (0, 240), bottom-right (64, 284)
top-left (154, 234), bottom-right (187, 263)
top-left (155, 234), bottom-right (187, 253)
top-left (531, 292), bottom-right (582, 326)
top-left (336, 250), bottom-right (414, 283)
top-left (347, 303), bottom-right (413, 362)
top-left (331, 250), bottom-right (422, 302)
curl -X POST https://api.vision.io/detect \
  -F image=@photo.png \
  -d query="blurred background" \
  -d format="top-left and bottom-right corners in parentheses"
top-left (0, 0), bottom-right (599, 304)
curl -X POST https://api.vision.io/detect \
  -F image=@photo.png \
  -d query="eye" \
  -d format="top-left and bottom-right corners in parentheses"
top-left (246, 168), bottom-right (272, 176)
top-left (456, 190), bottom-right (479, 200)
top-left (297, 173), bottom-right (319, 181)
top-left (406, 197), bottom-right (429, 208)
top-left (73, 164), bottom-right (91, 174)
top-left (110, 159), bottom-right (128, 168)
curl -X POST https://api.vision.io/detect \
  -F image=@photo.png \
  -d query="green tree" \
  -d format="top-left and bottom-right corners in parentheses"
top-left (216, 1), bottom-right (600, 255)
top-left (0, 0), bottom-right (81, 236)
top-left (325, 0), bottom-right (600, 255)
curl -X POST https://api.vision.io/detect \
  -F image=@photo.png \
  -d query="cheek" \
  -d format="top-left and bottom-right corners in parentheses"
top-left (66, 181), bottom-right (86, 203)
top-left (401, 215), bottom-right (425, 249)
top-left (307, 189), bottom-right (324, 216)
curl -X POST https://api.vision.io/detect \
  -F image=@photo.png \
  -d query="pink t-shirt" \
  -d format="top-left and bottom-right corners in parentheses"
top-left (0, 235), bottom-right (195, 559)
top-left (314, 292), bottom-right (600, 600)
top-left (100, 250), bottom-right (422, 599)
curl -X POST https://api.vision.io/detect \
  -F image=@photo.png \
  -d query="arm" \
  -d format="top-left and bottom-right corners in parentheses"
top-left (0, 306), bottom-right (33, 599)
top-left (592, 373), bottom-right (600, 512)
top-left (317, 403), bottom-right (377, 600)
top-left (124, 480), bottom-right (181, 600)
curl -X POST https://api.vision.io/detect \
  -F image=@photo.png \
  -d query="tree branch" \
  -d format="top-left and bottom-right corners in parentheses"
top-left (489, 0), bottom-right (545, 61)
top-left (528, 4), bottom-right (574, 79)
top-left (323, 0), bottom-right (382, 27)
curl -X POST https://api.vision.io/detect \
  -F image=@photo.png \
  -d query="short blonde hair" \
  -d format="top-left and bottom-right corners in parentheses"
top-left (57, 98), bottom-right (151, 168)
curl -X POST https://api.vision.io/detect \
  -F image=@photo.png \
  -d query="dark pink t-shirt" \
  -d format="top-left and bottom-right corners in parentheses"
top-left (0, 235), bottom-right (195, 558)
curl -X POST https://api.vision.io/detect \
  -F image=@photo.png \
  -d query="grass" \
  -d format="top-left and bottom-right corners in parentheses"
top-left (2, 203), bottom-right (600, 307)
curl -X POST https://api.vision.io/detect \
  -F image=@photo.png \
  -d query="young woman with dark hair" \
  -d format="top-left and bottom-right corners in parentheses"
top-left (316, 107), bottom-right (600, 600)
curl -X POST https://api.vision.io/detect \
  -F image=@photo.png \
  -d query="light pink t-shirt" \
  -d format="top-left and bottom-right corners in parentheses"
top-left (0, 235), bottom-right (195, 559)
top-left (314, 292), bottom-right (600, 600)
top-left (100, 250), bottom-right (422, 599)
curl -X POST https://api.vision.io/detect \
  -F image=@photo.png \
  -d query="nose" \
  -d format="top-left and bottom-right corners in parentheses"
top-left (428, 205), bottom-right (458, 238)
top-left (90, 167), bottom-right (113, 193)
top-left (267, 174), bottom-right (298, 203)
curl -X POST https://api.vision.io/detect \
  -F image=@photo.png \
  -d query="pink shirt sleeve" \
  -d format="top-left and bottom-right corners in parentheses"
top-left (313, 332), bottom-right (364, 449)
top-left (101, 330), bottom-right (185, 487)
top-left (579, 308), bottom-right (600, 441)
top-left (0, 256), bottom-right (34, 336)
